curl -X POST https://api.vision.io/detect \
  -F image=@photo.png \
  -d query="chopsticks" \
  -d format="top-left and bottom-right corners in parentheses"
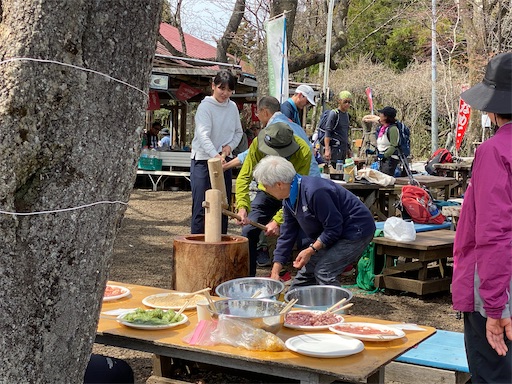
top-left (330, 303), bottom-right (353, 314)
top-left (184, 287), bottom-right (211, 298)
top-left (251, 289), bottom-right (262, 298)
top-left (172, 298), bottom-right (192, 321)
top-left (279, 299), bottom-right (298, 315)
top-left (325, 298), bottom-right (347, 313)
top-left (203, 290), bottom-right (218, 314)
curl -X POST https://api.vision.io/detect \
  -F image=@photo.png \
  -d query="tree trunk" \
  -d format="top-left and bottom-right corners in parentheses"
top-left (0, 0), bottom-right (161, 382)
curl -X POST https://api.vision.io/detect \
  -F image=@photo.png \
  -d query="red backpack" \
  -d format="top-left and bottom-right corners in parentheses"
top-left (400, 185), bottom-right (446, 224)
top-left (425, 148), bottom-right (453, 175)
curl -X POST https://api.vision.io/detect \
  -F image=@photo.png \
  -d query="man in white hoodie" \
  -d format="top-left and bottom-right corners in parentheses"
top-left (190, 70), bottom-right (243, 234)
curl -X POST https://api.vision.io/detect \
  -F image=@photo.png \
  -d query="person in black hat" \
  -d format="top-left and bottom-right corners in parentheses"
top-left (452, 52), bottom-right (512, 384)
top-left (234, 122), bottom-right (313, 276)
top-left (365, 106), bottom-right (400, 176)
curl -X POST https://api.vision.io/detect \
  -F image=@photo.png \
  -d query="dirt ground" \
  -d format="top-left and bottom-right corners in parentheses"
top-left (94, 188), bottom-right (463, 384)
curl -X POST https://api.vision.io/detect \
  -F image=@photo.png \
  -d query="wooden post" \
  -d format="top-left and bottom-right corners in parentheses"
top-left (204, 189), bottom-right (222, 243)
top-left (207, 158), bottom-right (228, 208)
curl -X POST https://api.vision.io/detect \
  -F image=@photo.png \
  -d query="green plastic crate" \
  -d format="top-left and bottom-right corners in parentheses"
top-left (138, 157), bottom-right (162, 171)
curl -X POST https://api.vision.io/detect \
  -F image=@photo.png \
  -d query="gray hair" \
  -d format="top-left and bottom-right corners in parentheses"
top-left (258, 96), bottom-right (281, 114)
top-left (253, 156), bottom-right (296, 186)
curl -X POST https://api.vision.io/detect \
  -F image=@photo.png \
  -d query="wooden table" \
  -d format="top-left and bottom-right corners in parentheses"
top-left (97, 282), bottom-right (436, 384)
top-left (394, 175), bottom-right (458, 200)
top-left (373, 230), bottom-right (455, 295)
top-left (332, 180), bottom-right (386, 218)
top-left (433, 162), bottom-right (472, 195)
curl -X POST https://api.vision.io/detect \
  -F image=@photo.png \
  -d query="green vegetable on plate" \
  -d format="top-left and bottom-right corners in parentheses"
top-left (123, 308), bottom-right (183, 325)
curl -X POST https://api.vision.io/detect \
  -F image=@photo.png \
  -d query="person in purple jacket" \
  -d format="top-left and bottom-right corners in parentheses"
top-left (452, 52), bottom-right (512, 383)
top-left (253, 156), bottom-right (375, 288)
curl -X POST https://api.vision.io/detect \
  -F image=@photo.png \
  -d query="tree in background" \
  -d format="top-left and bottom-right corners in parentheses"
top-left (0, 0), bottom-right (162, 381)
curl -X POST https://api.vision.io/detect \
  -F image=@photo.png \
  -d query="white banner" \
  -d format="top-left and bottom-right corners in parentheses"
top-left (266, 15), bottom-right (289, 103)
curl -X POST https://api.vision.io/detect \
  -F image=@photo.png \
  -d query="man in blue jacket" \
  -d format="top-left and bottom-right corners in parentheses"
top-left (253, 156), bottom-right (375, 288)
top-left (281, 84), bottom-right (316, 127)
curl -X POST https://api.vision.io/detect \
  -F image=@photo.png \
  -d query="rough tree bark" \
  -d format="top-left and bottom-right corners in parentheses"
top-left (0, 0), bottom-right (161, 382)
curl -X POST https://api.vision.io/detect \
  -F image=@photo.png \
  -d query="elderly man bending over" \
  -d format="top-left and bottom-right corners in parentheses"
top-left (253, 156), bottom-right (376, 288)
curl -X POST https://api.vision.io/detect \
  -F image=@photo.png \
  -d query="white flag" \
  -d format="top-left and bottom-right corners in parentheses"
top-left (266, 15), bottom-right (289, 103)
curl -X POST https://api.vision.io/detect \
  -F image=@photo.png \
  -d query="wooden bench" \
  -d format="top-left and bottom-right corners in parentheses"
top-left (387, 330), bottom-right (470, 384)
top-left (137, 151), bottom-right (191, 191)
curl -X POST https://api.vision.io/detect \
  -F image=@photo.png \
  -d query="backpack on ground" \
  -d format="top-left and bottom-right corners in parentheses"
top-left (375, 121), bottom-right (411, 157)
top-left (399, 185), bottom-right (446, 224)
top-left (316, 109), bottom-right (340, 146)
top-left (425, 148), bottom-right (453, 175)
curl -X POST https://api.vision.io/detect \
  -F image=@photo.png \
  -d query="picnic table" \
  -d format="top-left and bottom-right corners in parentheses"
top-left (373, 229), bottom-right (455, 295)
top-left (394, 175), bottom-right (458, 200)
top-left (433, 162), bottom-right (472, 196)
top-left (97, 282), bottom-right (436, 384)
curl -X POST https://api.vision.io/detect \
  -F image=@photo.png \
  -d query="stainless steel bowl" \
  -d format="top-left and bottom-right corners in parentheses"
top-left (284, 285), bottom-right (353, 311)
top-left (215, 277), bottom-right (285, 300)
top-left (208, 299), bottom-right (287, 334)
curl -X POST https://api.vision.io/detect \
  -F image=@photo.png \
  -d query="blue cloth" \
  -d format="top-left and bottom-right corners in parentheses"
top-left (269, 113), bottom-right (320, 177)
top-left (395, 330), bottom-right (469, 373)
top-left (375, 221), bottom-right (451, 232)
top-left (281, 98), bottom-right (301, 125)
top-left (273, 176), bottom-right (376, 265)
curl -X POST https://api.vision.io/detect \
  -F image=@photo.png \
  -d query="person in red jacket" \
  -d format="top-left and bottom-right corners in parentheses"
top-left (452, 52), bottom-right (512, 383)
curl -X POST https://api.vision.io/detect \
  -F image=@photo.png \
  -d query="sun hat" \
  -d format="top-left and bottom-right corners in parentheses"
top-left (160, 128), bottom-right (170, 136)
top-left (257, 122), bottom-right (300, 157)
top-left (339, 90), bottom-right (352, 100)
top-left (295, 84), bottom-right (316, 106)
top-left (377, 106), bottom-right (397, 119)
top-left (461, 52), bottom-right (512, 114)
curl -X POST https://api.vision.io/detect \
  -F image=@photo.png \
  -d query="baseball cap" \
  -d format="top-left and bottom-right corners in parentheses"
top-left (295, 84), bottom-right (316, 106)
top-left (160, 128), bottom-right (170, 136)
top-left (257, 122), bottom-right (300, 157)
top-left (377, 106), bottom-right (397, 119)
top-left (461, 52), bottom-right (512, 114)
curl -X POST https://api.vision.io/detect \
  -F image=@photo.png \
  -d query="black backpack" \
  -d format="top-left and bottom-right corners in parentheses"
top-left (316, 109), bottom-right (340, 146)
top-left (375, 121), bottom-right (411, 157)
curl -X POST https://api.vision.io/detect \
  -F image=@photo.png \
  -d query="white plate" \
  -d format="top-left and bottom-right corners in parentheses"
top-left (142, 292), bottom-right (204, 310)
top-left (117, 312), bottom-right (188, 330)
top-left (285, 334), bottom-right (364, 358)
top-left (284, 310), bottom-right (344, 331)
top-left (329, 322), bottom-right (406, 341)
top-left (103, 285), bottom-right (131, 302)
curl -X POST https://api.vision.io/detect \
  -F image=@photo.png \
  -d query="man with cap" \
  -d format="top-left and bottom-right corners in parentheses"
top-left (281, 84), bottom-right (316, 126)
top-left (451, 52), bottom-right (512, 384)
top-left (322, 90), bottom-right (353, 167)
top-left (235, 122), bottom-right (312, 276)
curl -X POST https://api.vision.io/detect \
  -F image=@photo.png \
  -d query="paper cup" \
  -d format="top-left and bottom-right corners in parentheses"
top-left (196, 299), bottom-right (212, 321)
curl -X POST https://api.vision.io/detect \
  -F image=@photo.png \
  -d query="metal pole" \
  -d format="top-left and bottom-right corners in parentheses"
top-left (431, 0), bottom-right (438, 152)
top-left (322, 0), bottom-right (335, 112)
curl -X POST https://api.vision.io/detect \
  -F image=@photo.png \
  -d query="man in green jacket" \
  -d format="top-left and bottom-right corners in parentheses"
top-left (235, 121), bottom-right (312, 276)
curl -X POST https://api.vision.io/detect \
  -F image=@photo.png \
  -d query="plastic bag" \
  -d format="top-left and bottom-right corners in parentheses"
top-left (210, 315), bottom-right (286, 352)
top-left (356, 168), bottom-right (395, 186)
top-left (383, 217), bottom-right (416, 242)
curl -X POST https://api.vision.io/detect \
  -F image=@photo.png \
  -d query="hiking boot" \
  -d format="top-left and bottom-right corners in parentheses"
top-left (256, 247), bottom-right (271, 267)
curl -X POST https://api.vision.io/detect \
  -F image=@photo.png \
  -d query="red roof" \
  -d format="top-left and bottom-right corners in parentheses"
top-left (157, 23), bottom-right (253, 74)
top-left (157, 23), bottom-right (217, 59)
